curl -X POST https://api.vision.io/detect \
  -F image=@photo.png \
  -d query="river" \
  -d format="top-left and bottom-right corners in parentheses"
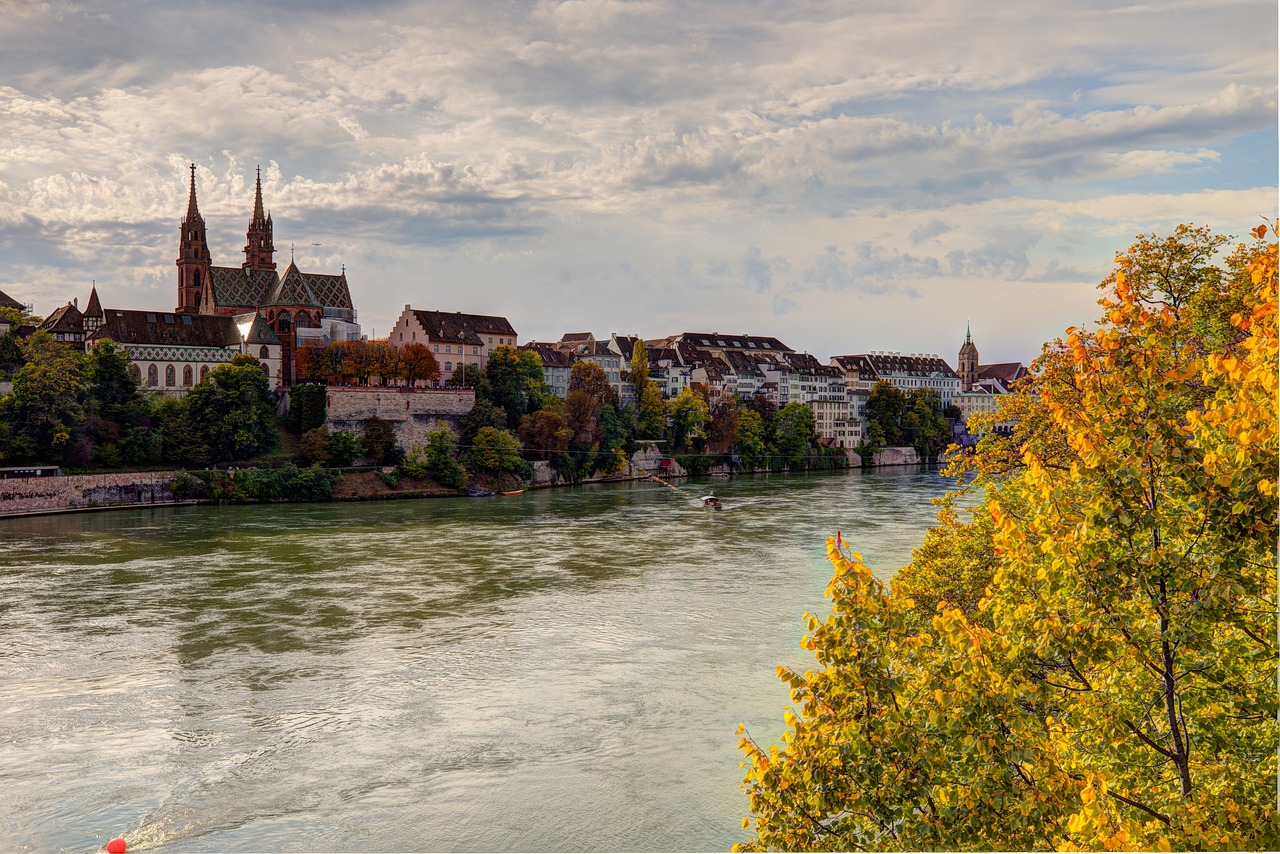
top-left (1, 466), bottom-right (959, 852)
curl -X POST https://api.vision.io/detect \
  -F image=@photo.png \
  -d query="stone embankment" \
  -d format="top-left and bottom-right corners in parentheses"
top-left (323, 386), bottom-right (474, 451)
top-left (0, 471), bottom-right (183, 517)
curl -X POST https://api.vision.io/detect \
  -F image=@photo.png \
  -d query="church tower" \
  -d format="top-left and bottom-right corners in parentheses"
top-left (242, 166), bottom-right (276, 272)
top-left (176, 164), bottom-right (212, 313)
top-left (958, 322), bottom-right (979, 392)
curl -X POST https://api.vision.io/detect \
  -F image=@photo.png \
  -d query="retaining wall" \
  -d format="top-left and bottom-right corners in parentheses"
top-left (324, 386), bottom-right (475, 450)
top-left (0, 471), bottom-right (178, 516)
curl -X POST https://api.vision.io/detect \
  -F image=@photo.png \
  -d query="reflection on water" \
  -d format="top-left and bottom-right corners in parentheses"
top-left (0, 467), bottom-right (959, 852)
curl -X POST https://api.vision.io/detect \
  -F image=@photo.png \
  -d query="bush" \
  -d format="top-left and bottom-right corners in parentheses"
top-left (329, 430), bottom-right (364, 466)
top-left (299, 427), bottom-right (333, 465)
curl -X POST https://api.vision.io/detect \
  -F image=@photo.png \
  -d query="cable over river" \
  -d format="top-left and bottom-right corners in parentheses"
top-left (2, 466), bottom-right (958, 852)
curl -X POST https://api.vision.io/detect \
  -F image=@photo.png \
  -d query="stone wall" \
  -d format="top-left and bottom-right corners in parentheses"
top-left (324, 386), bottom-right (475, 450)
top-left (869, 446), bottom-right (920, 467)
top-left (0, 471), bottom-right (177, 516)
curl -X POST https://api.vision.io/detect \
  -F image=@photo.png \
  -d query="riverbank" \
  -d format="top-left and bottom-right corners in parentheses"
top-left (0, 446), bottom-right (926, 518)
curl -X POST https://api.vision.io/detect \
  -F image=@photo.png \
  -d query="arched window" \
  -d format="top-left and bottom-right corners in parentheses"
top-left (200, 365), bottom-right (209, 381)
top-left (147, 364), bottom-right (158, 386)
top-left (128, 363), bottom-right (141, 383)
top-left (183, 365), bottom-right (193, 386)
top-left (166, 365), bottom-right (176, 386)
top-left (259, 345), bottom-right (270, 360)
top-left (193, 269), bottom-right (201, 288)
top-left (278, 310), bottom-right (291, 332)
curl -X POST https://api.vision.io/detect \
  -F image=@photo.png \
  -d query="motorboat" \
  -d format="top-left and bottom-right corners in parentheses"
top-left (700, 494), bottom-right (723, 509)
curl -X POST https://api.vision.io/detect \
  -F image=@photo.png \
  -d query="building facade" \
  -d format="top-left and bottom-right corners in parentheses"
top-left (390, 306), bottom-right (517, 378)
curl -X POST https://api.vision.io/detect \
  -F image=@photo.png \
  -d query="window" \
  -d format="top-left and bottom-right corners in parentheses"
top-left (166, 365), bottom-right (176, 386)
top-left (445, 345), bottom-right (451, 354)
top-left (147, 365), bottom-right (158, 386)
top-left (259, 345), bottom-right (270, 360)
top-left (200, 365), bottom-right (209, 381)
top-left (488, 337), bottom-right (493, 344)
top-left (472, 347), bottom-right (478, 355)
top-left (445, 361), bottom-right (452, 373)
top-left (128, 364), bottom-right (141, 383)
top-left (183, 365), bottom-right (193, 386)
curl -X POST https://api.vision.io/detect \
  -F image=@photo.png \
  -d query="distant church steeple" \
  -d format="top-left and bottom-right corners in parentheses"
top-left (176, 163), bottom-right (212, 313)
top-left (243, 165), bottom-right (276, 272)
top-left (958, 321), bottom-right (979, 392)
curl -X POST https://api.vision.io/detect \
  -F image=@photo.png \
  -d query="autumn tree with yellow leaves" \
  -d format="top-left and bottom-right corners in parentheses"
top-left (736, 224), bottom-right (1278, 851)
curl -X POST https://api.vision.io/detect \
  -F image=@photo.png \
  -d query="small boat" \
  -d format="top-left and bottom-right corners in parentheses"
top-left (700, 494), bottom-right (723, 509)
top-left (500, 489), bottom-right (525, 496)
top-left (466, 486), bottom-right (496, 497)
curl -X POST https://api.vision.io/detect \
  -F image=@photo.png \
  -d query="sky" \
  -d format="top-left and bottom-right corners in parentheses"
top-left (0, 0), bottom-right (1275, 365)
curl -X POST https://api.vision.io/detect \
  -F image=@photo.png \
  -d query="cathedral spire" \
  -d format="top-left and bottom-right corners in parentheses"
top-left (184, 163), bottom-right (202, 223)
top-left (965, 320), bottom-right (971, 344)
top-left (252, 165), bottom-right (265, 221)
top-left (243, 165), bottom-right (277, 272)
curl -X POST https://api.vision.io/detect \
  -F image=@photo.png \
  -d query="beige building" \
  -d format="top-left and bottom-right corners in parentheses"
top-left (390, 306), bottom-right (518, 377)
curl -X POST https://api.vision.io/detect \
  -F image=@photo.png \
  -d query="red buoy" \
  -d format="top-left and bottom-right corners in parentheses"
top-left (106, 838), bottom-right (127, 853)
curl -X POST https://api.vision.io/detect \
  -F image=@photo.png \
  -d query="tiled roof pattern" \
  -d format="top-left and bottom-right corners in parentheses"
top-left (91, 310), bottom-right (242, 348)
top-left (208, 264), bottom-right (352, 311)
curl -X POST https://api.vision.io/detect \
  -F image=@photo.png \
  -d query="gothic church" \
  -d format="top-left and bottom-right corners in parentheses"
top-left (176, 164), bottom-right (359, 383)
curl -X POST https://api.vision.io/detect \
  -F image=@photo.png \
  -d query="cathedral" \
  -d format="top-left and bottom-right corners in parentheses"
top-left (176, 164), bottom-right (360, 383)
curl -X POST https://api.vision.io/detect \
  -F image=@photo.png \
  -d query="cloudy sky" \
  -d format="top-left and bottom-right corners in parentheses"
top-left (1, 0), bottom-right (1274, 364)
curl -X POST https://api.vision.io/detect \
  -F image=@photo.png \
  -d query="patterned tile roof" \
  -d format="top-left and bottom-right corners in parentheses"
top-left (208, 264), bottom-right (352, 311)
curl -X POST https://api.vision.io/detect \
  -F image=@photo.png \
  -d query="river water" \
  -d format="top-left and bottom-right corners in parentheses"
top-left (2, 466), bottom-right (958, 852)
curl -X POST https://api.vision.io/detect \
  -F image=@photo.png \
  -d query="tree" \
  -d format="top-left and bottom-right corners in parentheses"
top-left (736, 407), bottom-right (767, 470)
top-left (362, 416), bottom-right (396, 463)
top-left (569, 360), bottom-right (612, 406)
top-left (519, 409), bottom-right (573, 461)
top-left (448, 363), bottom-right (490, 401)
top-left (460, 398), bottom-right (508, 448)
top-left (185, 361), bottom-right (277, 462)
top-left (424, 425), bottom-right (466, 488)
top-left (486, 345), bottom-right (545, 429)
top-left (8, 330), bottom-right (84, 460)
top-left (467, 425), bottom-right (524, 472)
top-left (287, 383), bottom-right (327, 433)
top-left (328, 430), bottom-right (363, 466)
top-left (905, 387), bottom-right (950, 461)
top-left (298, 427), bottom-right (333, 465)
top-left (400, 342), bottom-right (441, 387)
top-left (666, 387), bottom-right (709, 452)
top-left (735, 226), bottom-right (1280, 852)
top-left (864, 380), bottom-right (906, 445)
top-left (84, 339), bottom-right (142, 426)
top-left (637, 380), bottom-right (666, 439)
top-left (774, 401), bottom-right (816, 469)
top-left (705, 391), bottom-right (739, 455)
top-left (627, 338), bottom-right (650, 387)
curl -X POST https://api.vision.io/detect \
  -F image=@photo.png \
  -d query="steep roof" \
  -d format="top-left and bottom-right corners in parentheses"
top-left (0, 288), bottom-right (22, 311)
top-left (236, 312), bottom-right (282, 346)
top-left (83, 286), bottom-right (103, 320)
top-left (411, 309), bottom-right (516, 346)
top-left (40, 302), bottom-right (84, 334)
top-left (89, 310), bottom-right (242, 348)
